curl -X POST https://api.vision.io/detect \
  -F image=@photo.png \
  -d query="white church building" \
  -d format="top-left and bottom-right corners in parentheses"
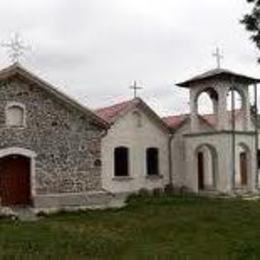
top-left (97, 68), bottom-right (260, 196)
top-left (96, 97), bottom-right (171, 194)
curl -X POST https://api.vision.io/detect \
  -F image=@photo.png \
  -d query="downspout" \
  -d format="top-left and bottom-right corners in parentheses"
top-left (168, 132), bottom-right (174, 186)
top-left (231, 78), bottom-right (236, 191)
top-left (254, 82), bottom-right (258, 190)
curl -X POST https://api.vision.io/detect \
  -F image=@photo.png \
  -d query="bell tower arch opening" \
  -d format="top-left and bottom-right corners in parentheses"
top-left (226, 88), bottom-right (243, 111)
top-left (196, 87), bottom-right (219, 116)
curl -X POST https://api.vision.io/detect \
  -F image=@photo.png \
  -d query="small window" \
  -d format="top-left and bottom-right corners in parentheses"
top-left (146, 148), bottom-right (159, 176)
top-left (114, 147), bottom-right (129, 176)
top-left (6, 103), bottom-right (25, 127)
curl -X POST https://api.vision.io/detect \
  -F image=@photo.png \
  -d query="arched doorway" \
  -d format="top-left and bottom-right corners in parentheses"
top-left (0, 154), bottom-right (31, 206)
top-left (235, 143), bottom-right (250, 188)
top-left (196, 144), bottom-right (218, 191)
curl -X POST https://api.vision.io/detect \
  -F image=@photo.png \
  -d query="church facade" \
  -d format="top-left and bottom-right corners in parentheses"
top-left (0, 62), bottom-right (259, 211)
top-left (96, 98), bottom-right (171, 194)
top-left (0, 63), bottom-right (113, 210)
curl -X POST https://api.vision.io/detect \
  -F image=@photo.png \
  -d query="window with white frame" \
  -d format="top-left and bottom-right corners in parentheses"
top-left (6, 103), bottom-right (25, 127)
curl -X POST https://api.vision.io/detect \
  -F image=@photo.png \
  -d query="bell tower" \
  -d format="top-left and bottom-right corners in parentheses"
top-left (177, 69), bottom-right (256, 132)
top-left (176, 68), bottom-right (259, 194)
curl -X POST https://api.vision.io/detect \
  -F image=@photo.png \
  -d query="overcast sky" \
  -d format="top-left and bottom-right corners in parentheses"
top-left (0, 0), bottom-right (258, 116)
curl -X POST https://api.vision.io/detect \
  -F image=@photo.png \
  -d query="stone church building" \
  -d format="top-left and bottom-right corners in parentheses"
top-left (0, 63), bottom-right (113, 209)
top-left (0, 62), bottom-right (259, 211)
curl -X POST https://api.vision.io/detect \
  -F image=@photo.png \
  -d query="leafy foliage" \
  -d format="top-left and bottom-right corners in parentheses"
top-left (242, 0), bottom-right (260, 61)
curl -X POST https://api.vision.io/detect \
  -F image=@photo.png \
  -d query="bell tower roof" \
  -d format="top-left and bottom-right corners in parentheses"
top-left (176, 68), bottom-right (260, 88)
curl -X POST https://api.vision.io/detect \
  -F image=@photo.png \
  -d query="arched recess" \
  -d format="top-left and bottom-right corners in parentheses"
top-left (0, 147), bottom-right (36, 205)
top-left (196, 87), bottom-right (219, 115)
top-left (235, 143), bottom-right (250, 188)
top-left (195, 144), bottom-right (218, 191)
top-left (5, 102), bottom-right (26, 127)
top-left (132, 111), bottom-right (142, 128)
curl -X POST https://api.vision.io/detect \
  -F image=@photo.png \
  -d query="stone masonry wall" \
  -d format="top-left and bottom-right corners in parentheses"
top-left (0, 76), bottom-right (104, 194)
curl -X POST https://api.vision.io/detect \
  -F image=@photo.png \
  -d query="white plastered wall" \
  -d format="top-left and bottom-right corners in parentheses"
top-left (171, 119), bottom-right (214, 188)
top-left (101, 109), bottom-right (170, 193)
top-left (184, 133), bottom-right (256, 194)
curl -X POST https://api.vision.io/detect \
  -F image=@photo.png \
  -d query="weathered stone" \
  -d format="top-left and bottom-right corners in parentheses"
top-left (0, 77), bottom-right (104, 195)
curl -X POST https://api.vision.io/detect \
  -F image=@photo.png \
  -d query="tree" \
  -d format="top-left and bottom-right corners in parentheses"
top-left (241, 0), bottom-right (260, 61)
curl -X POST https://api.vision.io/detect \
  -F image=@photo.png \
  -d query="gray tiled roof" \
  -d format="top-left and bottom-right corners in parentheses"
top-left (177, 68), bottom-right (260, 87)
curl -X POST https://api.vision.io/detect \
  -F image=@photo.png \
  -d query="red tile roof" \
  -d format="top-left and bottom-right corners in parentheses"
top-left (96, 98), bottom-right (244, 131)
top-left (95, 98), bottom-right (170, 132)
top-left (95, 99), bottom-right (137, 123)
top-left (163, 110), bottom-right (243, 130)
top-left (200, 114), bottom-right (217, 127)
top-left (162, 114), bottom-right (189, 129)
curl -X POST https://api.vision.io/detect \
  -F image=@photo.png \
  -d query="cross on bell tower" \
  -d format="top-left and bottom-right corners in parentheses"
top-left (130, 80), bottom-right (143, 98)
top-left (212, 47), bottom-right (223, 69)
top-left (1, 32), bottom-right (30, 63)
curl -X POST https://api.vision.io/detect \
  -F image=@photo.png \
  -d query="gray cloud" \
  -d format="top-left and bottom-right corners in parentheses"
top-left (0, 0), bottom-right (258, 116)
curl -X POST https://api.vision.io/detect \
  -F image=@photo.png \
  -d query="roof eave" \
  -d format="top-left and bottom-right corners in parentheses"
top-left (176, 73), bottom-right (260, 88)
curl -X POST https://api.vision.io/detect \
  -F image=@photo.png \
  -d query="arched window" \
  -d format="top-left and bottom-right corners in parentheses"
top-left (6, 103), bottom-right (25, 127)
top-left (114, 147), bottom-right (129, 177)
top-left (146, 147), bottom-right (159, 176)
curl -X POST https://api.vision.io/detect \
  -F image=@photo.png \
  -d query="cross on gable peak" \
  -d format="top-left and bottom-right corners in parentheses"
top-left (1, 32), bottom-right (31, 63)
top-left (129, 80), bottom-right (143, 98)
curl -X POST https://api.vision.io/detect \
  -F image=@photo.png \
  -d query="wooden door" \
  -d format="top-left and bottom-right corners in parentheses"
top-left (198, 152), bottom-right (204, 190)
top-left (240, 152), bottom-right (247, 186)
top-left (0, 155), bottom-right (31, 206)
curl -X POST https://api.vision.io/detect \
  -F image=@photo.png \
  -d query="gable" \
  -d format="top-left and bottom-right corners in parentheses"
top-left (0, 63), bottom-right (108, 129)
top-left (121, 107), bottom-right (169, 136)
top-left (96, 98), bottom-right (170, 134)
top-left (102, 106), bottom-right (169, 150)
top-left (0, 77), bottom-right (103, 132)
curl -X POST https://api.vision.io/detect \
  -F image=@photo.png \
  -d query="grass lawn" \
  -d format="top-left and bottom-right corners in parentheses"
top-left (1, 196), bottom-right (260, 259)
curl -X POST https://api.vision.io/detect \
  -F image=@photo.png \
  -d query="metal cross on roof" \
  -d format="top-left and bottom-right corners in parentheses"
top-left (1, 32), bottom-right (30, 63)
top-left (130, 80), bottom-right (143, 98)
top-left (212, 47), bottom-right (223, 69)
